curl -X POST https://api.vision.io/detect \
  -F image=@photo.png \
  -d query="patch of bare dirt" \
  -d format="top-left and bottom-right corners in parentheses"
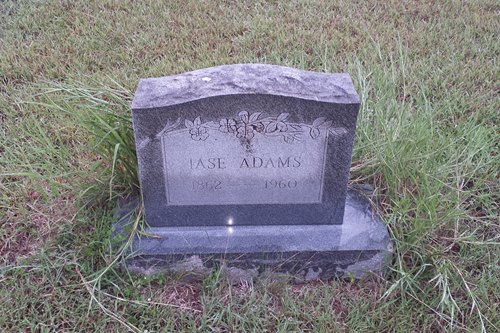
top-left (157, 283), bottom-right (203, 313)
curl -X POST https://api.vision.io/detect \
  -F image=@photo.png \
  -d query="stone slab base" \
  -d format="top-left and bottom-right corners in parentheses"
top-left (113, 189), bottom-right (393, 281)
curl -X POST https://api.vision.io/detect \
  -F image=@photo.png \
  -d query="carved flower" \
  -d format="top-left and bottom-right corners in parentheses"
top-left (189, 126), bottom-right (209, 141)
top-left (185, 116), bottom-right (209, 141)
top-left (219, 118), bottom-right (237, 133)
top-left (266, 113), bottom-right (289, 133)
top-left (236, 124), bottom-right (254, 140)
top-left (235, 110), bottom-right (263, 140)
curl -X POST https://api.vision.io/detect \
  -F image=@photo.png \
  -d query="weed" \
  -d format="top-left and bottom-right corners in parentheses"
top-left (1, 0), bottom-right (498, 332)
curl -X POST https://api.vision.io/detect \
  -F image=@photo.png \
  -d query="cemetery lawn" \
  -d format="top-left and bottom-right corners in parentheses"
top-left (1, 0), bottom-right (498, 332)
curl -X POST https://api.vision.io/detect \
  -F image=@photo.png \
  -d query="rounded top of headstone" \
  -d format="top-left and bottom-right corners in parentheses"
top-left (132, 64), bottom-right (360, 110)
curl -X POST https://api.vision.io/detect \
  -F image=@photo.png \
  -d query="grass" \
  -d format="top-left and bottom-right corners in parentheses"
top-left (1, 0), bottom-right (499, 332)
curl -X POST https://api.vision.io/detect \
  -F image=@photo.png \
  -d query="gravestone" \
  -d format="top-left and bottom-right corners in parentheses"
top-left (115, 64), bottom-right (392, 280)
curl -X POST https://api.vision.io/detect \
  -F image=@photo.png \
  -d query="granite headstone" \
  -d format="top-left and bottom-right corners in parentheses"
top-left (115, 64), bottom-right (392, 280)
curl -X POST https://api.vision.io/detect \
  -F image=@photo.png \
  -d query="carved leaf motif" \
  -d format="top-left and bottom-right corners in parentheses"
top-left (284, 135), bottom-right (295, 143)
top-left (279, 122), bottom-right (288, 131)
top-left (253, 122), bottom-right (265, 133)
top-left (310, 127), bottom-right (320, 139)
top-left (238, 111), bottom-right (249, 123)
top-left (320, 120), bottom-right (333, 128)
top-left (185, 119), bottom-right (194, 128)
top-left (277, 113), bottom-right (290, 122)
top-left (329, 127), bottom-right (348, 136)
top-left (157, 118), bottom-right (182, 137)
top-left (292, 132), bottom-right (303, 141)
top-left (266, 122), bottom-right (278, 133)
top-left (312, 117), bottom-right (326, 127)
top-left (249, 112), bottom-right (262, 123)
top-left (194, 116), bottom-right (202, 126)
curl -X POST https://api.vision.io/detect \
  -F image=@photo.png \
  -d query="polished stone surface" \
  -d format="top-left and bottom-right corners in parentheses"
top-left (132, 64), bottom-right (360, 227)
top-left (114, 189), bottom-right (392, 280)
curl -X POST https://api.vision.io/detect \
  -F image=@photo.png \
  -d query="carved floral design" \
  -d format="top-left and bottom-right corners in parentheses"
top-left (185, 116), bottom-right (209, 141)
top-left (178, 111), bottom-right (336, 145)
top-left (219, 118), bottom-right (237, 133)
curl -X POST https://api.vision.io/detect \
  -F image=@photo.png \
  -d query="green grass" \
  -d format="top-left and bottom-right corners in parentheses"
top-left (1, 0), bottom-right (499, 332)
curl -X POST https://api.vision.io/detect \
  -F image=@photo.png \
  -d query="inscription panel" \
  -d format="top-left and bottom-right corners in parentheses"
top-left (161, 111), bottom-right (333, 206)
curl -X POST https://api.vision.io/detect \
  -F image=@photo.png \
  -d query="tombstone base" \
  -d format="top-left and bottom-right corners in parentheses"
top-left (113, 189), bottom-right (392, 281)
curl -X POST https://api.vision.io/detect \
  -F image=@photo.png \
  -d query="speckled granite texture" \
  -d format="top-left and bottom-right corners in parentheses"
top-left (114, 189), bottom-right (392, 280)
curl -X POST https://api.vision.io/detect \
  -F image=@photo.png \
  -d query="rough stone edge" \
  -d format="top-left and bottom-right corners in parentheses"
top-left (131, 64), bottom-right (360, 109)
